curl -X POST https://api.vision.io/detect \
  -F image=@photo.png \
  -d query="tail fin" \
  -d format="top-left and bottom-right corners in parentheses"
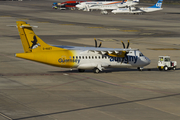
top-left (149, 0), bottom-right (163, 8)
top-left (16, 21), bottom-right (65, 53)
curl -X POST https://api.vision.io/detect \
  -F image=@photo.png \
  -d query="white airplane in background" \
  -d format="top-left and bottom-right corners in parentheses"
top-left (89, 0), bottom-right (139, 14)
top-left (112, 0), bottom-right (163, 14)
top-left (76, 0), bottom-right (127, 11)
top-left (15, 21), bottom-right (150, 73)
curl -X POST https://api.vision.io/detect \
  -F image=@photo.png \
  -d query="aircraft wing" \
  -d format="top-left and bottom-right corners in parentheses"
top-left (53, 45), bottom-right (133, 57)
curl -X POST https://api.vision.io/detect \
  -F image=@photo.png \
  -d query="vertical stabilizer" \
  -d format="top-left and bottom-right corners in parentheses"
top-left (16, 21), bottom-right (66, 53)
top-left (16, 21), bottom-right (32, 53)
top-left (149, 0), bottom-right (163, 8)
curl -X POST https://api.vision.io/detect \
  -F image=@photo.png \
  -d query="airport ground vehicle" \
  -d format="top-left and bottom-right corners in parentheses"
top-left (158, 56), bottom-right (177, 71)
top-left (52, 1), bottom-right (84, 10)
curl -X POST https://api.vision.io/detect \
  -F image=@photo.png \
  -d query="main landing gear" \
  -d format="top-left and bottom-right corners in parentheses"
top-left (93, 68), bottom-right (100, 73)
top-left (78, 68), bottom-right (100, 73)
top-left (137, 67), bottom-right (143, 71)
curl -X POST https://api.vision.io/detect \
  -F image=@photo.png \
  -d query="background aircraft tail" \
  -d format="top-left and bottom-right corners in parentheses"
top-left (16, 21), bottom-right (65, 53)
top-left (149, 0), bottom-right (163, 8)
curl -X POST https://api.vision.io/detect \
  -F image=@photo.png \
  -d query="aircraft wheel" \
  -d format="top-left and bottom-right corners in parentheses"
top-left (93, 68), bottom-right (100, 73)
top-left (137, 67), bottom-right (143, 71)
top-left (164, 66), bottom-right (168, 71)
top-left (78, 69), bottom-right (85, 72)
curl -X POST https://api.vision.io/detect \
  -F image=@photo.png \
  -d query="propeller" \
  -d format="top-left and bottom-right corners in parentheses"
top-left (121, 40), bottom-right (130, 49)
top-left (94, 38), bottom-right (102, 48)
top-left (126, 40), bottom-right (130, 48)
top-left (121, 40), bottom-right (130, 63)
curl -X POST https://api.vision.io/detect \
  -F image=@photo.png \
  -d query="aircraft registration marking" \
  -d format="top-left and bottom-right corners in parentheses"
top-left (43, 47), bottom-right (52, 50)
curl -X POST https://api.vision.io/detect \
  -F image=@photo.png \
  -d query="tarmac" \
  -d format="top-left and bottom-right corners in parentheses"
top-left (0, 0), bottom-right (180, 120)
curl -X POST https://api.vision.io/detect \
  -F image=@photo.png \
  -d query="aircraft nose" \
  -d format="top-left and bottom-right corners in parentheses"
top-left (144, 57), bottom-right (151, 65)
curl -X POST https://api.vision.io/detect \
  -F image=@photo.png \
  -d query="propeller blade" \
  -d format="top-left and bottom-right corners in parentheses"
top-left (126, 40), bottom-right (130, 48)
top-left (121, 41), bottom-right (125, 48)
top-left (98, 42), bottom-right (102, 47)
top-left (94, 38), bottom-right (97, 47)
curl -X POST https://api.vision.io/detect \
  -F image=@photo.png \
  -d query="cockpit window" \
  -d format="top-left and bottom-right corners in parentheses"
top-left (139, 53), bottom-right (144, 56)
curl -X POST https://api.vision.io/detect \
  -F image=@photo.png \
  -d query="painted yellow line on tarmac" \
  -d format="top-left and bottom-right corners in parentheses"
top-left (119, 30), bottom-right (139, 32)
top-left (60, 24), bottom-right (75, 25)
top-left (148, 48), bottom-right (180, 50)
top-left (88, 27), bottom-right (104, 28)
top-left (106, 28), bottom-right (121, 30)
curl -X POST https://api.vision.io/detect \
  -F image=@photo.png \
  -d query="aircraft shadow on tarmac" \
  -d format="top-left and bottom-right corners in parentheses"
top-left (166, 12), bottom-right (180, 14)
top-left (48, 67), bottom-right (180, 74)
top-left (13, 93), bottom-right (180, 120)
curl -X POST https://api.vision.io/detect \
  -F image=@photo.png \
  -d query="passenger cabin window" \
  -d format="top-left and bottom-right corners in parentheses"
top-left (79, 56), bottom-right (81, 59)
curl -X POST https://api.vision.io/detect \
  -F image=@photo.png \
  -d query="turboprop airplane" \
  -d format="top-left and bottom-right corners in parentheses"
top-left (76, 0), bottom-right (127, 11)
top-left (88, 0), bottom-right (139, 14)
top-left (112, 0), bottom-right (163, 14)
top-left (15, 21), bottom-right (150, 73)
